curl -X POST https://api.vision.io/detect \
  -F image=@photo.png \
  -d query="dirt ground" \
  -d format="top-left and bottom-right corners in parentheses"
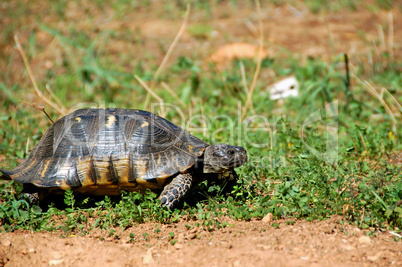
top-left (1, 2), bottom-right (402, 267)
top-left (1, 215), bottom-right (401, 266)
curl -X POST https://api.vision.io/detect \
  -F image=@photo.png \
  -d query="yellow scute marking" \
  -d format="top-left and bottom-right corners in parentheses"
top-left (40, 159), bottom-right (52, 178)
top-left (96, 157), bottom-right (113, 185)
top-left (135, 160), bottom-right (147, 178)
top-left (59, 180), bottom-right (71, 190)
top-left (106, 115), bottom-right (117, 128)
top-left (81, 177), bottom-right (94, 186)
top-left (76, 157), bottom-right (94, 186)
top-left (115, 158), bottom-right (130, 185)
top-left (141, 121), bottom-right (149, 127)
top-left (75, 117), bottom-right (82, 122)
top-left (23, 158), bottom-right (36, 175)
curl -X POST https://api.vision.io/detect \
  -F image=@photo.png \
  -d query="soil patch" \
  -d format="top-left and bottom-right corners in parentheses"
top-left (1, 215), bottom-right (401, 266)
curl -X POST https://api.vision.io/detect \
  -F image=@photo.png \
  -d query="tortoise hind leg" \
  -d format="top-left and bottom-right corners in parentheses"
top-left (159, 173), bottom-right (193, 210)
top-left (19, 184), bottom-right (49, 204)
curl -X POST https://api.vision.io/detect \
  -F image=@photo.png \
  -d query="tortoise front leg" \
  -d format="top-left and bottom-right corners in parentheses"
top-left (159, 173), bottom-right (193, 210)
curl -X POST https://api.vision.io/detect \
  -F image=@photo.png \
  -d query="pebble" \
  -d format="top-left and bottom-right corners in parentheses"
top-left (187, 233), bottom-right (197, 239)
top-left (2, 240), bottom-right (11, 247)
top-left (49, 259), bottom-right (64, 266)
top-left (142, 249), bottom-right (154, 265)
top-left (340, 244), bottom-right (354, 251)
top-left (358, 236), bottom-right (371, 244)
top-left (256, 244), bottom-right (270, 250)
top-left (175, 244), bottom-right (183, 250)
top-left (262, 213), bottom-right (273, 223)
top-left (51, 251), bottom-right (62, 259)
top-left (367, 252), bottom-right (382, 262)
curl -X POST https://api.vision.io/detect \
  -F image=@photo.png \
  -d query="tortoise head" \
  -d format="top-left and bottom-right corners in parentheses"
top-left (203, 144), bottom-right (247, 174)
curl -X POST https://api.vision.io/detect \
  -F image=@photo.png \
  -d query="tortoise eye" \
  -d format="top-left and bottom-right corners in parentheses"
top-left (228, 150), bottom-right (235, 155)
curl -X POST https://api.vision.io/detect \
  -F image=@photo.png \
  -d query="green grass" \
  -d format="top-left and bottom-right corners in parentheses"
top-left (0, 0), bottom-right (401, 235)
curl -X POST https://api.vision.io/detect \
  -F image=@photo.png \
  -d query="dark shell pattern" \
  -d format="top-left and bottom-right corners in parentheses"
top-left (1, 109), bottom-right (207, 194)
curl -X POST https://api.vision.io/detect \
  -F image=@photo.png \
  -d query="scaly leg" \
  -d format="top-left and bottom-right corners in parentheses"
top-left (159, 173), bottom-right (193, 210)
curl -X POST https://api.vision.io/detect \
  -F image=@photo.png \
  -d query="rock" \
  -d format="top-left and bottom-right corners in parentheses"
top-left (367, 252), bottom-right (382, 262)
top-left (256, 244), bottom-right (270, 250)
top-left (187, 233), bottom-right (197, 239)
top-left (322, 225), bottom-right (335, 234)
top-left (262, 213), bottom-right (273, 223)
top-left (367, 255), bottom-right (378, 261)
top-left (208, 43), bottom-right (269, 67)
top-left (49, 259), bottom-right (64, 266)
top-left (142, 249), bottom-right (154, 265)
top-left (358, 236), bottom-right (371, 244)
top-left (2, 240), bottom-right (11, 247)
top-left (340, 244), bottom-right (354, 251)
top-left (175, 243), bottom-right (183, 250)
top-left (51, 251), bottom-right (62, 259)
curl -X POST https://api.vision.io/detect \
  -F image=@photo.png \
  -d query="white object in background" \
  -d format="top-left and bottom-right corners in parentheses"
top-left (268, 76), bottom-right (299, 100)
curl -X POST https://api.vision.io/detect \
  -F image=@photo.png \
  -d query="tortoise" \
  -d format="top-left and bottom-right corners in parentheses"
top-left (0, 108), bottom-right (247, 209)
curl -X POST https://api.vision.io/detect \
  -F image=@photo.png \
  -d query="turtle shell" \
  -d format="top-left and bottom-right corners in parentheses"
top-left (1, 108), bottom-right (207, 194)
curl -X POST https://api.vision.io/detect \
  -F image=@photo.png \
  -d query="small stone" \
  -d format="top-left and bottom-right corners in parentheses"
top-left (175, 244), bottom-right (183, 250)
top-left (262, 213), bottom-right (273, 223)
top-left (256, 244), bottom-right (270, 250)
top-left (188, 233), bottom-right (197, 239)
top-left (51, 251), bottom-right (62, 259)
top-left (301, 256), bottom-right (309, 261)
top-left (142, 249), bottom-right (154, 265)
top-left (367, 252), bottom-right (382, 262)
top-left (28, 248), bottom-right (35, 253)
top-left (49, 259), bottom-right (64, 266)
top-left (340, 245), bottom-right (354, 251)
top-left (21, 249), bottom-right (28, 255)
top-left (322, 225), bottom-right (334, 234)
top-left (2, 240), bottom-right (11, 247)
top-left (45, 61), bottom-right (53, 69)
top-left (358, 236), bottom-right (371, 244)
